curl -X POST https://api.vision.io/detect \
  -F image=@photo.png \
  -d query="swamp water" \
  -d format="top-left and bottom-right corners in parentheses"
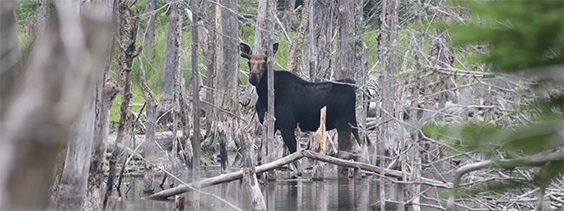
top-left (107, 168), bottom-right (411, 211)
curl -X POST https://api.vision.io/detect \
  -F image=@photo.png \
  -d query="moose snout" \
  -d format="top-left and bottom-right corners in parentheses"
top-left (249, 72), bottom-right (260, 86)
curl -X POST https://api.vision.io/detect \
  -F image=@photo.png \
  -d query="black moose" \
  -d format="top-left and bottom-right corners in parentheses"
top-left (240, 43), bottom-right (365, 162)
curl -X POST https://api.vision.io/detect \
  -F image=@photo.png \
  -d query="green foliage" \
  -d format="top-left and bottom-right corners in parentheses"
top-left (450, 1), bottom-right (564, 72)
top-left (427, 1), bottom-right (564, 200)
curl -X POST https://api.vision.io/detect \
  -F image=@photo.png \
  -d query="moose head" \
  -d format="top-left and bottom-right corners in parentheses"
top-left (240, 43), bottom-right (279, 86)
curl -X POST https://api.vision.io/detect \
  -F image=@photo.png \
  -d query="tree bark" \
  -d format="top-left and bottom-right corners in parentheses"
top-left (264, 0), bottom-right (278, 182)
top-left (378, 0), bottom-right (400, 210)
top-left (144, 0), bottom-right (156, 58)
top-left (85, 1), bottom-right (118, 209)
top-left (286, 0), bottom-right (309, 76)
top-left (335, 0), bottom-right (355, 81)
top-left (313, 107), bottom-right (327, 180)
top-left (0, 1), bottom-right (111, 208)
top-left (190, 0), bottom-right (201, 210)
top-left (0, 0), bottom-right (22, 114)
top-left (54, 79), bottom-right (97, 210)
top-left (37, 0), bottom-right (48, 37)
top-left (203, 0), bottom-right (216, 135)
top-left (138, 56), bottom-right (158, 195)
top-left (282, 0), bottom-right (296, 32)
top-left (103, 1), bottom-right (140, 209)
top-left (304, 0), bottom-right (333, 82)
top-left (159, 1), bottom-right (182, 123)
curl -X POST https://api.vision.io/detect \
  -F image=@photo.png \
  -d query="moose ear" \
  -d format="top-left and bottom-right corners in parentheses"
top-left (272, 43), bottom-right (279, 55)
top-left (240, 43), bottom-right (252, 59)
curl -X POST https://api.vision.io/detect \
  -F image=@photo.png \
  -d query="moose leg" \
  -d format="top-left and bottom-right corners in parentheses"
top-left (280, 129), bottom-right (303, 177)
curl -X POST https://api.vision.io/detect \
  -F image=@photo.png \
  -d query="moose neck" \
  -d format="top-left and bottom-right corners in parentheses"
top-left (256, 69), bottom-right (270, 98)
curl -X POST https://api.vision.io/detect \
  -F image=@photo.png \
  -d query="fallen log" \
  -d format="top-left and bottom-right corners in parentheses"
top-left (144, 150), bottom-right (304, 200)
top-left (144, 150), bottom-right (452, 200)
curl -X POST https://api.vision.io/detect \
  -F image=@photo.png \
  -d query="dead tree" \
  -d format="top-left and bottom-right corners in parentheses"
top-left (304, 0), bottom-right (333, 82)
top-left (203, 0), bottom-right (216, 135)
top-left (138, 56), bottom-right (158, 195)
top-left (378, 0), bottom-right (400, 210)
top-left (0, 1), bottom-right (111, 209)
top-left (190, 0), bottom-right (201, 209)
top-left (103, 1), bottom-right (140, 209)
top-left (0, 0), bottom-right (22, 113)
top-left (286, 0), bottom-right (308, 76)
top-left (158, 1), bottom-right (182, 123)
top-left (335, 0), bottom-right (355, 81)
top-left (281, 0), bottom-right (296, 32)
top-left (85, 0), bottom-right (119, 209)
top-left (144, 0), bottom-right (156, 58)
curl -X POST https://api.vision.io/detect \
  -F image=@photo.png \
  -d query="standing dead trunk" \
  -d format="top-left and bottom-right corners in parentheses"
top-left (313, 107), bottom-right (327, 180)
top-left (354, 0), bottom-right (369, 167)
top-left (286, 0), bottom-right (308, 76)
top-left (378, 0), bottom-right (400, 210)
top-left (103, 1), bottom-right (140, 209)
top-left (170, 1), bottom-right (184, 188)
top-left (264, 0), bottom-right (279, 181)
top-left (85, 1), bottom-right (118, 209)
top-left (241, 132), bottom-right (267, 211)
top-left (159, 1), bottom-right (182, 123)
top-left (138, 56), bottom-right (158, 195)
top-left (190, 0), bottom-right (201, 210)
top-left (409, 1), bottom-right (424, 210)
top-left (335, 0), bottom-right (355, 81)
top-left (0, 0), bottom-right (22, 113)
top-left (144, 0), bottom-right (156, 58)
top-left (54, 80), bottom-right (97, 210)
top-left (36, 0), bottom-right (48, 37)
top-left (203, 0), bottom-right (216, 135)
top-left (304, 0), bottom-right (333, 82)
top-left (281, 0), bottom-right (296, 32)
top-left (0, 1), bottom-right (111, 209)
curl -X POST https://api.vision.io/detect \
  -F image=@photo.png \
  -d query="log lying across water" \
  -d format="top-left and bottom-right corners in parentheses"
top-left (145, 150), bottom-right (452, 200)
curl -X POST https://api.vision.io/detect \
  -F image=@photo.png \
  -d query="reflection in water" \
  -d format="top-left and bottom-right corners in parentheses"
top-left (120, 173), bottom-right (402, 211)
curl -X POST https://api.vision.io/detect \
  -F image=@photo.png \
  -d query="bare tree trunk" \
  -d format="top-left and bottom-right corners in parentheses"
top-left (37, 0), bottom-right (48, 37)
top-left (304, 0), bottom-right (333, 82)
top-left (190, 0), bottom-right (201, 210)
top-left (159, 1), bottom-right (182, 123)
top-left (203, 0), bottom-right (216, 135)
top-left (378, 0), bottom-right (400, 210)
top-left (286, 0), bottom-right (308, 76)
top-left (409, 1), bottom-right (424, 210)
top-left (282, 0), bottom-right (296, 32)
top-left (54, 79), bottom-right (97, 210)
top-left (138, 56), bottom-right (158, 195)
top-left (253, 0), bottom-right (271, 54)
top-left (103, 1), bottom-right (140, 209)
top-left (313, 107), bottom-right (327, 180)
top-left (353, 0), bottom-right (368, 167)
top-left (0, 1), bottom-right (111, 209)
top-left (336, 0), bottom-right (355, 81)
top-left (144, 0), bottom-right (155, 58)
top-left (264, 0), bottom-right (278, 181)
top-left (0, 0), bottom-right (22, 113)
top-left (171, 1), bottom-right (184, 188)
top-left (85, 1), bottom-right (118, 209)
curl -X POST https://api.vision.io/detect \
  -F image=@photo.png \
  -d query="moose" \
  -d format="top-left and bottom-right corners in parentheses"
top-left (240, 43), bottom-right (365, 168)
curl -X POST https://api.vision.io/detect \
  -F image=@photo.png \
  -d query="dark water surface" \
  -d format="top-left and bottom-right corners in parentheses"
top-left (111, 170), bottom-right (407, 211)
